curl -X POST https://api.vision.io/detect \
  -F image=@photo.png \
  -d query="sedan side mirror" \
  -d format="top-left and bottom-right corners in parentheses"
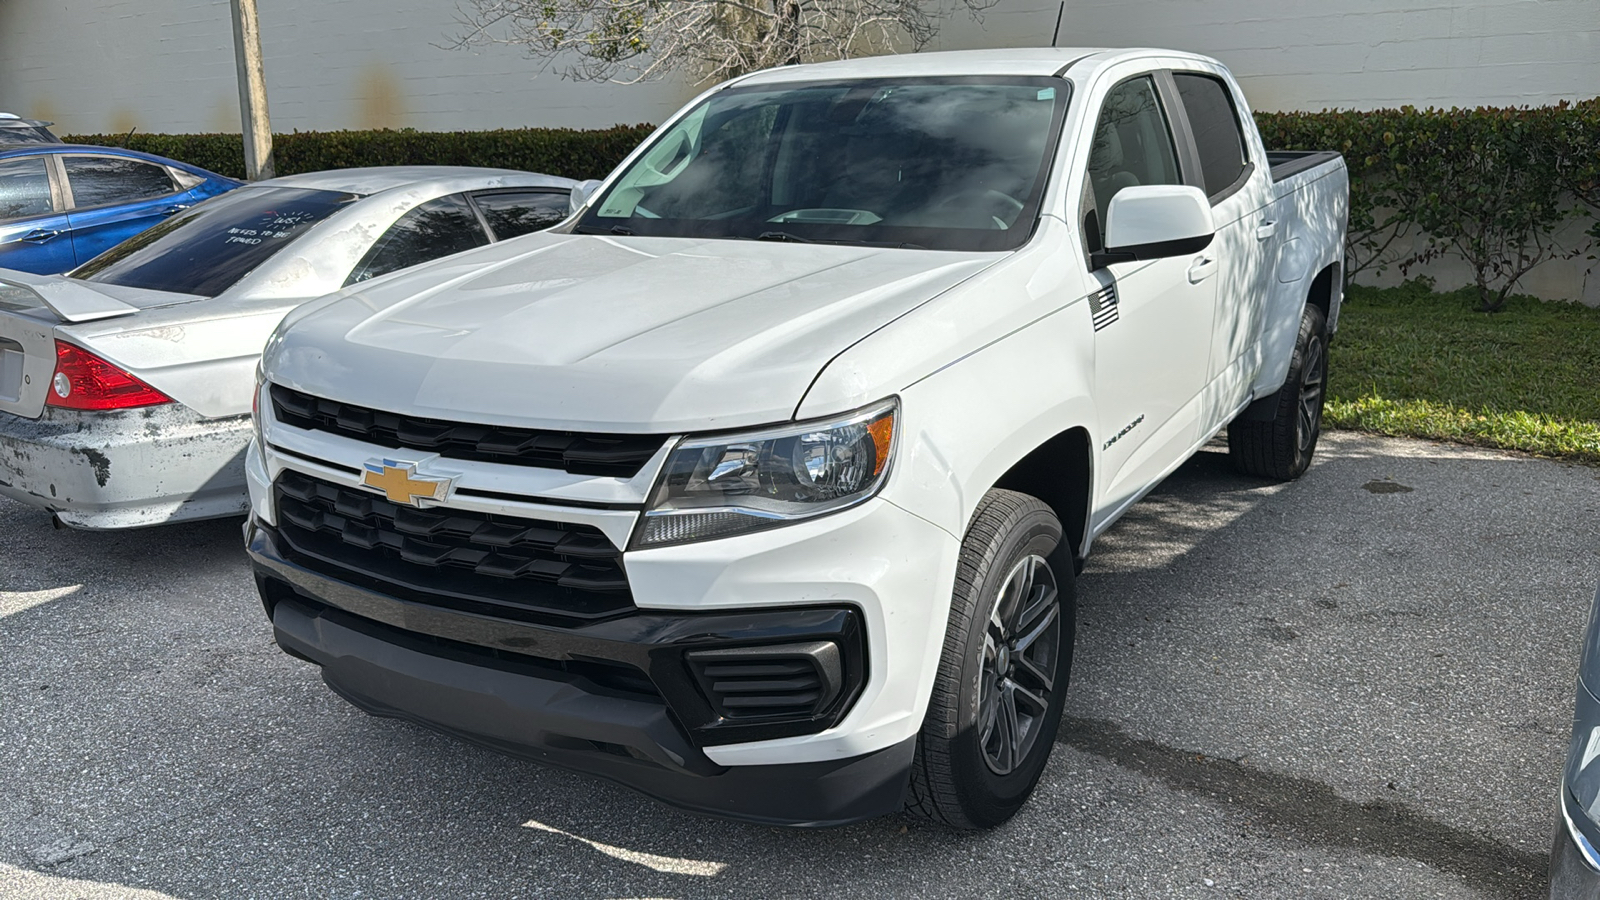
top-left (568, 179), bottom-right (604, 216)
top-left (1092, 185), bottom-right (1215, 269)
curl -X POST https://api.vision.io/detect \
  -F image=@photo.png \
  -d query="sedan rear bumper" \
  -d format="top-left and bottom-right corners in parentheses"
top-left (0, 405), bottom-right (250, 528)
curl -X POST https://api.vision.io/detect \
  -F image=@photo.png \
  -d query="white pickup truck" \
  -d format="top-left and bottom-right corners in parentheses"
top-left (245, 48), bottom-right (1348, 828)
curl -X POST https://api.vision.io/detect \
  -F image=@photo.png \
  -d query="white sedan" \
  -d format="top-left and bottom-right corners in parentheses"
top-left (0, 166), bottom-right (575, 528)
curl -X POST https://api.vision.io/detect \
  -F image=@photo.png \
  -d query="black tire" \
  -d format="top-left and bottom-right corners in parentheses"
top-left (905, 489), bottom-right (1076, 829)
top-left (1228, 303), bottom-right (1328, 481)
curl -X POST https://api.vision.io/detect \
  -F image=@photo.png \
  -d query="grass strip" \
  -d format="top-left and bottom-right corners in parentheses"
top-left (1326, 280), bottom-right (1600, 463)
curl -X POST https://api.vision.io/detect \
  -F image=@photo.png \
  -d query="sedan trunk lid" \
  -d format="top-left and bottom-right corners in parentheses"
top-left (0, 270), bottom-right (202, 418)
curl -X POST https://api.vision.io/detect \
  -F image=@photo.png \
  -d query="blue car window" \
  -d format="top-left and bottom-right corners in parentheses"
top-left (345, 193), bottom-right (489, 286)
top-left (73, 186), bottom-right (357, 297)
top-left (0, 157), bottom-right (54, 219)
top-left (471, 190), bottom-right (570, 240)
top-left (62, 155), bottom-right (177, 209)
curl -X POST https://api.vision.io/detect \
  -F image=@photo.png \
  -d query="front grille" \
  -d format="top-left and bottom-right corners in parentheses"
top-left (686, 641), bottom-right (844, 721)
top-left (273, 469), bottom-right (634, 622)
top-left (270, 385), bottom-right (667, 478)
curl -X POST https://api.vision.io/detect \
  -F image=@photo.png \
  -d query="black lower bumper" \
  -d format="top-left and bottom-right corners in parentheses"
top-left (249, 520), bottom-right (909, 827)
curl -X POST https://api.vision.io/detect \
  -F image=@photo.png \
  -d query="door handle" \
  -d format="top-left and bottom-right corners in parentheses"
top-left (20, 228), bottom-right (61, 244)
top-left (1255, 220), bottom-right (1278, 241)
top-left (1187, 255), bottom-right (1217, 284)
top-left (162, 204), bottom-right (191, 216)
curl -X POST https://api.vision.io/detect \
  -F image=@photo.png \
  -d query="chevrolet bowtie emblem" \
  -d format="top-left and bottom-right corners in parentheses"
top-left (361, 459), bottom-right (455, 507)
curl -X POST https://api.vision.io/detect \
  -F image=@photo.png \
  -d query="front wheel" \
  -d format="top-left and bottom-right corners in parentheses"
top-left (1228, 303), bottom-right (1328, 481)
top-left (905, 490), bottom-right (1076, 829)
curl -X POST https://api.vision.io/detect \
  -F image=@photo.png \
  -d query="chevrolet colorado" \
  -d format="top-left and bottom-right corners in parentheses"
top-left (244, 48), bottom-right (1349, 828)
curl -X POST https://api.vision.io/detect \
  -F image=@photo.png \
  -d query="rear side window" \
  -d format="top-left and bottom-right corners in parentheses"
top-left (346, 193), bottom-right (489, 286)
top-left (1173, 74), bottom-right (1249, 199)
top-left (62, 156), bottom-right (177, 208)
top-left (471, 190), bottom-right (569, 240)
top-left (73, 186), bottom-right (356, 296)
top-left (0, 157), bottom-right (54, 218)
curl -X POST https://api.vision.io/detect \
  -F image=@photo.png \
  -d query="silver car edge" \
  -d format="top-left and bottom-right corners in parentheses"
top-left (0, 166), bottom-right (575, 529)
top-left (1553, 584), bottom-right (1600, 899)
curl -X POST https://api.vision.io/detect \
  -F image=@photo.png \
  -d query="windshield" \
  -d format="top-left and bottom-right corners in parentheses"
top-left (73, 186), bottom-right (357, 297)
top-left (579, 77), bottom-right (1069, 252)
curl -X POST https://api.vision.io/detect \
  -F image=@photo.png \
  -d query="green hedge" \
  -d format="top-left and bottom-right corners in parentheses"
top-left (1255, 101), bottom-right (1600, 311)
top-left (63, 125), bottom-right (657, 183)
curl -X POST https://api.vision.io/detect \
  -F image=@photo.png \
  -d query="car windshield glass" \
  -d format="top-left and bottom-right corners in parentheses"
top-left (72, 186), bottom-right (357, 296)
top-left (578, 77), bottom-right (1069, 252)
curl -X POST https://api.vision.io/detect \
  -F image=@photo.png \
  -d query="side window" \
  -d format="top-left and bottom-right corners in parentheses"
top-left (345, 193), bottom-right (489, 286)
top-left (1084, 76), bottom-right (1183, 251)
top-left (62, 156), bottom-right (177, 208)
top-left (1173, 73), bottom-right (1249, 199)
top-left (471, 190), bottom-right (570, 240)
top-left (0, 157), bottom-right (54, 219)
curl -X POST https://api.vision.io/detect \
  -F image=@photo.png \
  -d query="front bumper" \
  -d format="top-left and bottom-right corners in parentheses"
top-left (0, 404), bottom-right (250, 528)
top-left (250, 521), bottom-right (916, 825)
top-left (1552, 788), bottom-right (1600, 899)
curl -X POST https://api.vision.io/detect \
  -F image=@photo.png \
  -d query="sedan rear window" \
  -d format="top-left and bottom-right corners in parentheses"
top-left (73, 186), bottom-right (356, 297)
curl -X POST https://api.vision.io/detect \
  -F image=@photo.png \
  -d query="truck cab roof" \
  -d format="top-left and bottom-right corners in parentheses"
top-left (733, 47), bottom-right (1223, 85)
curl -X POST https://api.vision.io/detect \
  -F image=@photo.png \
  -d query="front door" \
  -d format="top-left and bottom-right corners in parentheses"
top-left (1083, 74), bottom-right (1217, 513)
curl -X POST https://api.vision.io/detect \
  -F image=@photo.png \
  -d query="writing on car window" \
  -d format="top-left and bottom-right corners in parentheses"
top-left (73, 186), bottom-right (357, 296)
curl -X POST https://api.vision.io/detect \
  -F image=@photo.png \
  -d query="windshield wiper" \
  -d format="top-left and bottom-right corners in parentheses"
top-left (755, 230), bottom-right (814, 243)
top-left (574, 224), bottom-right (635, 236)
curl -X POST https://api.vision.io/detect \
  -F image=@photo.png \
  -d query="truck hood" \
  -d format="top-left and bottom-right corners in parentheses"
top-left (269, 233), bottom-right (999, 433)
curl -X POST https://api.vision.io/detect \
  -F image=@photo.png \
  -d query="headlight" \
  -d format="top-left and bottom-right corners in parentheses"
top-left (251, 362), bottom-right (266, 450)
top-left (633, 399), bottom-right (898, 549)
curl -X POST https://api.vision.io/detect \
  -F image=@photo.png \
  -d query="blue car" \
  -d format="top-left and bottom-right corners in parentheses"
top-left (0, 132), bottom-right (239, 274)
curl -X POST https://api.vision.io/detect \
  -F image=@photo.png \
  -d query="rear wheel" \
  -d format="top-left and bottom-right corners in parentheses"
top-left (905, 490), bottom-right (1076, 829)
top-left (1228, 303), bottom-right (1328, 480)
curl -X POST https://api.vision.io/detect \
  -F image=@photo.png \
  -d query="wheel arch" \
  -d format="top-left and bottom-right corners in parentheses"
top-left (1305, 261), bottom-right (1340, 332)
top-left (988, 426), bottom-right (1094, 568)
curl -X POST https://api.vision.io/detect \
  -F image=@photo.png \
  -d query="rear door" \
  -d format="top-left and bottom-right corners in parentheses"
top-left (1164, 70), bottom-right (1275, 419)
top-left (0, 155), bottom-right (74, 274)
top-left (61, 153), bottom-right (187, 265)
top-left (1083, 73), bottom-right (1218, 505)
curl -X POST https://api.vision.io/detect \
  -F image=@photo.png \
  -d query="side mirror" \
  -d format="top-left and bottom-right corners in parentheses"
top-left (1093, 185), bottom-right (1215, 269)
top-left (568, 179), bottom-right (604, 215)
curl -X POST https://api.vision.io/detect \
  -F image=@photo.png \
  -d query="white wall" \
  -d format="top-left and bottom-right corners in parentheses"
top-left (0, 0), bottom-right (694, 135)
top-left (1028, 0), bottom-right (1599, 111)
top-left (1, 0), bottom-right (1595, 137)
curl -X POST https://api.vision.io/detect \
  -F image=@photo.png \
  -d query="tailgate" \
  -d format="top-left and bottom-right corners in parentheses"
top-left (0, 306), bottom-right (58, 419)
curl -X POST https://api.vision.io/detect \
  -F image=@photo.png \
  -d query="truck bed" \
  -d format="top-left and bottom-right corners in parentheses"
top-left (1267, 150), bottom-right (1343, 183)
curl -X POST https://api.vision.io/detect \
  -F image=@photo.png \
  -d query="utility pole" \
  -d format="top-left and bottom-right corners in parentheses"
top-left (229, 0), bottom-right (274, 180)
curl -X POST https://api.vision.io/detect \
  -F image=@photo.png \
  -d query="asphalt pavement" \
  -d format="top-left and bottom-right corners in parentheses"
top-left (2, 431), bottom-right (1596, 899)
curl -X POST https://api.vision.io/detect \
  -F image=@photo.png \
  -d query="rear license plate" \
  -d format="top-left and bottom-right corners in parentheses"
top-left (0, 346), bottom-right (23, 402)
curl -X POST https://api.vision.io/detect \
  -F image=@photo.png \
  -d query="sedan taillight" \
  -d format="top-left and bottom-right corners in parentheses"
top-left (47, 341), bottom-right (173, 411)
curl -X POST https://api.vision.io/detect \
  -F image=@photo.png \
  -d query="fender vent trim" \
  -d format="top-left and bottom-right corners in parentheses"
top-left (1089, 284), bottom-right (1119, 330)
